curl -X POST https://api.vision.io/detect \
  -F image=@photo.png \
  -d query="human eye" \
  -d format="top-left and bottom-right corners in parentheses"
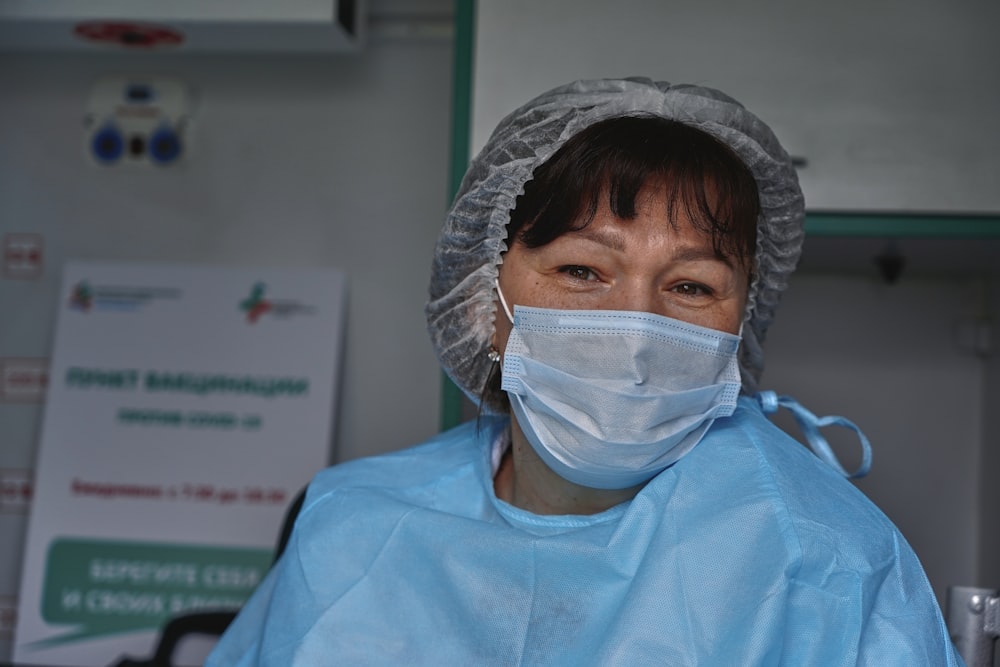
top-left (558, 265), bottom-right (599, 281)
top-left (671, 282), bottom-right (714, 297)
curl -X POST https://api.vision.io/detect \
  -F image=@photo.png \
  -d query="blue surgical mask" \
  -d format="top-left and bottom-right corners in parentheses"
top-left (496, 283), bottom-right (742, 490)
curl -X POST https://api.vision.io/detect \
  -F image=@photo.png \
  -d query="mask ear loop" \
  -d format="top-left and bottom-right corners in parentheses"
top-left (487, 279), bottom-right (514, 363)
top-left (494, 278), bottom-right (515, 324)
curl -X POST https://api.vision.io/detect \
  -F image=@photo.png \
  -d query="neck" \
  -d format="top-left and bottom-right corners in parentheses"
top-left (493, 417), bottom-right (645, 515)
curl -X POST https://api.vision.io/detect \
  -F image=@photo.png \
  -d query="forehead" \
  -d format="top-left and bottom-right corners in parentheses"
top-left (553, 184), bottom-right (745, 265)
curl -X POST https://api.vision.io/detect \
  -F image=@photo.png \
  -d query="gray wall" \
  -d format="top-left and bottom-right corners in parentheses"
top-left (983, 281), bottom-right (1000, 589)
top-left (0, 28), bottom-right (453, 461)
top-left (762, 272), bottom-right (988, 603)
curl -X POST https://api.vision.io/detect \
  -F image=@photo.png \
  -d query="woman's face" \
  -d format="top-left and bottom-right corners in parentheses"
top-left (494, 186), bottom-right (751, 355)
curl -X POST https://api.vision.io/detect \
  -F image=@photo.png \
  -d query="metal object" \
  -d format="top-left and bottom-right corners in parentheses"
top-left (947, 586), bottom-right (1000, 667)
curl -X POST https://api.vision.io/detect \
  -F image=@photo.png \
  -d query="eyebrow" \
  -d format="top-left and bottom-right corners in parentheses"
top-left (672, 245), bottom-right (735, 269)
top-left (570, 228), bottom-right (737, 269)
top-left (569, 227), bottom-right (627, 252)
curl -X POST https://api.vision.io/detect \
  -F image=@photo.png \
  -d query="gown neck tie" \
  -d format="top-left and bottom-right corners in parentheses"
top-left (757, 391), bottom-right (873, 479)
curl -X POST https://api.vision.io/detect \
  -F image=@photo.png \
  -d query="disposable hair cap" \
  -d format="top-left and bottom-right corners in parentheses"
top-left (426, 77), bottom-right (806, 412)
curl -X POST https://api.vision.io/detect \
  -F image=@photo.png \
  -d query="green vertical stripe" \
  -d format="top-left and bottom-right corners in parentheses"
top-left (805, 213), bottom-right (1000, 238)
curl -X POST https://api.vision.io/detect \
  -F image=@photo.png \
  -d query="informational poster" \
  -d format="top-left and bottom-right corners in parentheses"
top-left (14, 262), bottom-right (347, 666)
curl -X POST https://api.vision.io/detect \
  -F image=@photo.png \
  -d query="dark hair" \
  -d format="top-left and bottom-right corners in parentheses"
top-left (509, 114), bottom-right (759, 264)
top-left (482, 115), bottom-right (761, 412)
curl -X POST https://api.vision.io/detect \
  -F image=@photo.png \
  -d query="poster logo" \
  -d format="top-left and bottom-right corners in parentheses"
top-left (239, 282), bottom-right (272, 323)
top-left (69, 282), bottom-right (94, 312)
top-left (68, 281), bottom-right (180, 313)
top-left (239, 282), bottom-right (315, 323)
top-left (69, 280), bottom-right (94, 312)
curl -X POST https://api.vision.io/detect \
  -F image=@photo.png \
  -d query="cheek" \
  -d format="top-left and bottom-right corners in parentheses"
top-left (492, 303), bottom-right (513, 354)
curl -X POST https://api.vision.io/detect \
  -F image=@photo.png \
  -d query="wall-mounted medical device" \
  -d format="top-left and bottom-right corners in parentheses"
top-left (85, 77), bottom-right (191, 167)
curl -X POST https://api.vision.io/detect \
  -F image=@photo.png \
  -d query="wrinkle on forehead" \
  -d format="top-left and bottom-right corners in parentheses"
top-left (567, 186), bottom-right (745, 272)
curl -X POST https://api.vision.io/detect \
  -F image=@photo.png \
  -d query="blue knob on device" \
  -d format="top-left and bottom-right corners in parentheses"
top-left (92, 125), bottom-right (124, 164)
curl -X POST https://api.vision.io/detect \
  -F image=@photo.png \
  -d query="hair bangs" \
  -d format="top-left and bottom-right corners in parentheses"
top-left (508, 115), bottom-right (759, 267)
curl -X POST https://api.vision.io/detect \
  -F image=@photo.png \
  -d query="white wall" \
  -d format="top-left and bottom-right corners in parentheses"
top-left (0, 19), bottom-right (454, 659)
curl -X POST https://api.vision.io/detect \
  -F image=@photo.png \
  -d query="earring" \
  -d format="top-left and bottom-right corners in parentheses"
top-left (487, 347), bottom-right (501, 363)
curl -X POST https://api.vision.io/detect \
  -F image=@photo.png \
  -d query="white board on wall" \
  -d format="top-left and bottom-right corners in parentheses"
top-left (14, 262), bottom-right (346, 667)
top-left (471, 0), bottom-right (1000, 213)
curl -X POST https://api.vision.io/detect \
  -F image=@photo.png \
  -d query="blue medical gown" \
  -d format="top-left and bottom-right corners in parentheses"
top-left (207, 396), bottom-right (962, 665)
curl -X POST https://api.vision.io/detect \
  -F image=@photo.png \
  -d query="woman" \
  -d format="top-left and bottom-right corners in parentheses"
top-left (208, 79), bottom-right (960, 665)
